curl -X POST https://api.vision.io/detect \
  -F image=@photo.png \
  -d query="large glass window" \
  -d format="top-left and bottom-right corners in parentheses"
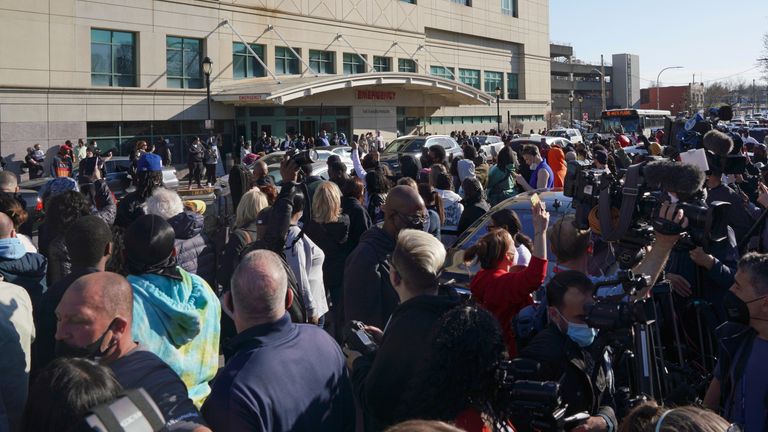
top-left (91, 29), bottom-right (136, 87)
top-left (233, 42), bottom-right (265, 79)
top-left (166, 37), bottom-right (202, 88)
top-left (501, 0), bottom-right (517, 16)
top-left (459, 68), bottom-right (480, 89)
top-left (484, 71), bottom-right (503, 95)
top-left (398, 58), bottom-right (417, 73)
top-left (430, 65), bottom-right (454, 80)
top-left (276, 46), bottom-right (301, 75)
top-left (373, 56), bottom-right (392, 72)
top-left (451, 0), bottom-right (471, 5)
top-left (343, 53), bottom-right (367, 75)
top-left (309, 50), bottom-right (335, 74)
top-left (507, 73), bottom-right (519, 99)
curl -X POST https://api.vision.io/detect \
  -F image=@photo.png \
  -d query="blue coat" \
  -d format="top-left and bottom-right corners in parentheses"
top-left (202, 313), bottom-right (354, 431)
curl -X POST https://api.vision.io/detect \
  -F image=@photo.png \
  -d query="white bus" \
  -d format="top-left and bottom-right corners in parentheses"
top-left (600, 109), bottom-right (671, 137)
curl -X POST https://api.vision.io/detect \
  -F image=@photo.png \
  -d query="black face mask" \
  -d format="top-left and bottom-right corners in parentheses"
top-left (55, 319), bottom-right (117, 359)
top-left (723, 291), bottom-right (767, 325)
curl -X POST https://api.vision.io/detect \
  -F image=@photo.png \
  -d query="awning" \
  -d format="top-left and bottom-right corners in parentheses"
top-left (212, 72), bottom-right (493, 106)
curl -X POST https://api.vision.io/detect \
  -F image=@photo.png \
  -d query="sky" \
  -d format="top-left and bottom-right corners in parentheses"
top-left (549, 0), bottom-right (768, 88)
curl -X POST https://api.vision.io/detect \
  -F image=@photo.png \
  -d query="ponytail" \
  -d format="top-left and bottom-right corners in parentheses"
top-left (463, 230), bottom-right (513, 270)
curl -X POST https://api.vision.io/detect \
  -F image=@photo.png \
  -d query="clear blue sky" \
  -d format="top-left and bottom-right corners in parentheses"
top-left (550, 0), bottom-right (768, 88)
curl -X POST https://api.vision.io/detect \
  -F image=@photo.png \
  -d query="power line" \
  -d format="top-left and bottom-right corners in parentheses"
top-left (635, 66), bottom-right (762, 86)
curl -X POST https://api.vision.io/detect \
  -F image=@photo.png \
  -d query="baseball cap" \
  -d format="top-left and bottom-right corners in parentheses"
top-left (137, 153), bottom-right (163, 172)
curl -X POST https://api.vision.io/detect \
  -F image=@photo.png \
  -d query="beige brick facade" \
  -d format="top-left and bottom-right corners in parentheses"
top-left (0, 0), bottom-right (550, 167)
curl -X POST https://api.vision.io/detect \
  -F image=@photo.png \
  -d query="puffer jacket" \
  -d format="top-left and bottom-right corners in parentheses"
top-left (167, 211), bottom-right (216, 286)
top-left (129, 268), bottom-right (220, 407)
top-left (0, 240), bottom-right (47, 310)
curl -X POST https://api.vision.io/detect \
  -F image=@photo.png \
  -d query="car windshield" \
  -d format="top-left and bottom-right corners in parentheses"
top-left (268, 168), bottom-right (283, 184)
top-left (547, 130), bottom-right (568, 138)
top-left (601, 115), bottom-right (640, 133)
top-left (260, 153), bottom-right (285, 165)
top-left (383, 138), bottom-right (426, 153)
top-left (475, 136), bottom-right (488, 145)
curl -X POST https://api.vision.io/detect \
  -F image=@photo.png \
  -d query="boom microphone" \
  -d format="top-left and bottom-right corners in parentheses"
top-left (643, 161), bottom-right (704, 200)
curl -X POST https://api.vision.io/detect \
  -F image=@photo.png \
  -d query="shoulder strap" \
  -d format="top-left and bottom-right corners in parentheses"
top-left (124, 389), bottom-right (165, 430)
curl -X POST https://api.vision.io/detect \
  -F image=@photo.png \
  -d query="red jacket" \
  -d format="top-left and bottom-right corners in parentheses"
top-left (469, 256), bottom-right (547, 357)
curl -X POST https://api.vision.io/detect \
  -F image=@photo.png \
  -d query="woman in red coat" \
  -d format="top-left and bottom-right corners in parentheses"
top-left (466, 200), bottom-right (549, 357)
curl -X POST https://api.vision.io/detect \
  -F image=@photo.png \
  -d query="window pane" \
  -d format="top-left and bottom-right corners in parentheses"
top-left (184, 38), bottom-right (200, 51)
top-left (484, 71), bottom-right (503, 94)
top-left (459, 69), bottom-right (480, 89)
top-left (115, 44), bottom-right (134, 75)
top-left (185, 49), bottom-right (201, 79)
top-left (91, 43), bottom-right (111, 73)
top-left (91, 29), bottom-right (111, 44)
top-left (373, 56), bottom-right (391, 72)
top-left (117, 75), bottom-right (135, 87)
top-left (187, 78), bottom-right (202, 89)
top-left (111, 31), bottom-right (134, 45)
top-left (233, 55), bottom-right (246, 79)
top-left (398, 58), bottom-right (416, 73)
top-left (167, 49), bottom-right (183, 77)
top-left (233, 42), bottom-right (246, 55)
top-left (167, 77), bottom-right (183, 88)
top-left (507, 73), bottom-right (519, 99)
top-left (91, 74), bottom-right (110, 86)
top-left (167, 36), bottom-right (182, 50)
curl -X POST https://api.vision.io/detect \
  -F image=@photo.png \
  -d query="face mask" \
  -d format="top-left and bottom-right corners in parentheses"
top-left (723, 291), bottom-right (767, 325)
top-left (55, 319), bottom-right (116, 359)
top-left (558, 310), bottom-right (597, 347)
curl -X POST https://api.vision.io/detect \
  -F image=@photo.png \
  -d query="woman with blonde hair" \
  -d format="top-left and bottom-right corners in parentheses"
top-left (304, 181), bottom-right (352, 340)
top-left (218, 188), bottom-right (269, 292)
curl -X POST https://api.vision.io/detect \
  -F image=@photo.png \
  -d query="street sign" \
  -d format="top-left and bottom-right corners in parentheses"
top-left (582, 113), bottom-right (589, 121)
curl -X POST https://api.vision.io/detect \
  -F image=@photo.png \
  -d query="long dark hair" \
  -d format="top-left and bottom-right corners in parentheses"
top-left (490, 208), bottom-right (533, 251)
top-left (395, 304), bottom-right (506, 423)
top-left (365, 168), bottom-right (391, 195)
top-left (45, 191), bottom-right (91, 238)
top-left (418, 183), bottom-right (445, 225)
top-left (135, 171), bottom-right (164, 200)
top-left (496, 146), bottom-right (517, 171)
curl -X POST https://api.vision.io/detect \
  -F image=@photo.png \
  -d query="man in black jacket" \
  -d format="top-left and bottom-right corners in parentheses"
top-left (519, 271), bottom-right (617, 432)
top-left (345, 229), bottom-right (460, 431)
top-left (343, 185), bottom-right (428, 329)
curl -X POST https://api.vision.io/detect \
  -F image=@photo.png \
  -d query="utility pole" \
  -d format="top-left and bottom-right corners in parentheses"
top-left (600, 55), bottom-right (606, 112)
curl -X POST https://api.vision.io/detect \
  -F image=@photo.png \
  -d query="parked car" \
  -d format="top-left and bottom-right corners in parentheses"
top-left (20, 156), bottom-right (180, 200)
top-left (509, 136), bottom-right (573, 150)
top-left (267, 161), bottom-right (332, 186)
top-left (473, 135), bottom-right (506, 159)
top-left (547, 128), bottom-right (584, 144)
top-left (257, 148), bottom-right (353, 168)
top-left (440, 189), bottom-right (575, 295)
top-left (379, 135), bottom-right (462, 174)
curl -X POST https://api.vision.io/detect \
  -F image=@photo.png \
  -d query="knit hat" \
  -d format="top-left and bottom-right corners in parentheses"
top-left (183, 200), bottom-right (207, 214)
top-left (42, 177), bottom-right (79, 199)
top-left (594, 150), bottom-right (608, 165)
top-left (137, 153), bottom-right (163, 172)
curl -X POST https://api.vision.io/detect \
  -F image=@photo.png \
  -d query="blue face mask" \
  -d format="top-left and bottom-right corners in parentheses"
top-left (558, 310), bottom-right (597, 347)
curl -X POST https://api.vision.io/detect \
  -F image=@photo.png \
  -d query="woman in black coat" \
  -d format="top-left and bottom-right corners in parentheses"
top-left (304, 181), bottom-right (352, 341)
top-left (340, 177), bottom-right (372, 250)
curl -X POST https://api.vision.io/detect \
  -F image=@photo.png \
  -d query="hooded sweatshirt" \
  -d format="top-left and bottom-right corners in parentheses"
top-left (546, 146), bottom-right (567, 188)
top-left (285, 225), bottom-right (328, 320)
top-left (167, 211), bottom-right (216, 285)
top-left (129, 268), bottom-right (221, 407)
top-left (343, 226), bottom-right (398, 329)
top-left (0, 237), bottom-right (47, 308)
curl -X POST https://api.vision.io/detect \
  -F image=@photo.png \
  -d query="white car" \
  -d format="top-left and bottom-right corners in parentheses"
top-left (547, 128), bottom-right (583, 144)
top-left (256, 149), bottom-right (352, 168)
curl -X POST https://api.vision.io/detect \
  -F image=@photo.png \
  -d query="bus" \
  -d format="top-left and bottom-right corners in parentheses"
top-left (600, 109), bottom-right (671, 137)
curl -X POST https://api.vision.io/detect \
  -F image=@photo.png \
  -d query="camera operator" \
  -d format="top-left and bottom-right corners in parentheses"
top-left (519, 271), bottom-right (617, 432)
top-left (703, 253), bottom-right (768, 431)
top-left (344, 229), bottom-right (461, 431)
top-left (703, 130), bottom-right (760, 244)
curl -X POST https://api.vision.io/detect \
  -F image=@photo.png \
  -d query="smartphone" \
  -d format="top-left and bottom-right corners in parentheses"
top-left (530, 193), bottom-right (541, 208)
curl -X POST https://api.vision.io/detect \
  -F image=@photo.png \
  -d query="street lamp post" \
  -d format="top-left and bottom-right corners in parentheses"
top-left (578, 95), bottom-right (584, 123)
top-left (568, 93), bottom-right (574, 126)
top-left (495, 87), bottom-right (501, 134)
top-left (202, 56), bottom-right (213, 130)
top-left (656, 66), bottom-right (683, 110)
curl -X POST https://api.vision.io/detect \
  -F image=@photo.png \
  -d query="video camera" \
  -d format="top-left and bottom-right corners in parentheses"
top-left (343, 320), bottom-right (378, 355)
top-left (285, 148), bottom-right (318, 167)
top-left (493, 359), bottom-right (589, 432)
top-left (77, 388), bottom-right (165, 431)
top-left (563, 157), bottom-right (731, 267)
top-left (584, 271), bottom-right (652, 331)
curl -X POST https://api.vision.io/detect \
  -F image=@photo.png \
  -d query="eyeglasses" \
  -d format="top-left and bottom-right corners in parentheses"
top-left (397, 211), bottom-right (429, 227)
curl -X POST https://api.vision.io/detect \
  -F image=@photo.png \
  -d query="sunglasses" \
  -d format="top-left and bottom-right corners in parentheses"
top-left (397, 211), bottom-right (429, 227)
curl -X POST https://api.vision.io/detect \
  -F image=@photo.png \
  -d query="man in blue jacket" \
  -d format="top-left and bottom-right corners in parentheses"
top-left (202, 249), bottom-right (354, 431)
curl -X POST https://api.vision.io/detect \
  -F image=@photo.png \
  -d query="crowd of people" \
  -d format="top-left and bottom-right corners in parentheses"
top-left (1, 118), bottom-right (768, 432)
